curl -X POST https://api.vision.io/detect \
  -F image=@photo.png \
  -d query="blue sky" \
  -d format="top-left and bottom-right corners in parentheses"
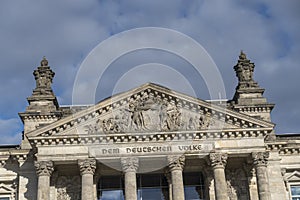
top-left (0, 0), bottom-right (299, 144)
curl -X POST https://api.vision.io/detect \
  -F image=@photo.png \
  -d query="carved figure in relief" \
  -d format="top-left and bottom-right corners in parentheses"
top-left (102, 118), bottom-right (120, 133)
top-left (129, 100), bottom-right (145, 130)
top-left (158, 102), bottom-right (168, 130)
top-left (188, 116), bottom-right (197, 130)
top-left (163, 105), bottom-right (181, 131)
top-left (128, 96), bottom-right (160, 131)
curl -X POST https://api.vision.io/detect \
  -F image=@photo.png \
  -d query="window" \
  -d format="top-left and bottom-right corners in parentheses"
top-left (291, 185), bottom-right (300, 200)
top-left (137, 174), bottom-right (168, 200)
top-left (0, 197), bottom-right (10, 200)
top-left (98, 176), bottom-right (124, 200)
top-left (184, 172), bottom-right (206, 200)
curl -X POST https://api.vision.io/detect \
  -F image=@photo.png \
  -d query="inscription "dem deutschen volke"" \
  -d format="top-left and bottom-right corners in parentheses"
top-left (101, 144), bottom-right (202, 155)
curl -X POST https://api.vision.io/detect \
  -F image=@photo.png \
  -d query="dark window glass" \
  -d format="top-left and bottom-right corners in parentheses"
top-left (183, 172), bottom-right (206, 200)
top-left (291, 185), bottom-right (300, 200)
top-left (137, 174), bottom-right (168, 200)
top-left (98, 176), bottom-right (124, 200)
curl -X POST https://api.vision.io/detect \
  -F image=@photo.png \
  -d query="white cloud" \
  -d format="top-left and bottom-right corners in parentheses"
top-left (0, 0), bottom-right (299, 141)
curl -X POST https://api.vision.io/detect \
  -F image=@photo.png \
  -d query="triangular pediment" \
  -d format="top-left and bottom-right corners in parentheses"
top-left (27, 83), bottom-right (274, 139)
top-left (286, 171), bottom-right (300, 181)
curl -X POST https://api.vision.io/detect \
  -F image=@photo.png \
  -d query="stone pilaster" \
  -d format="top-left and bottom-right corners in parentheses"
top-left (78, 159), bottom-right (96, 200)
top-left (167, 155), bottom-right (185, 200)
top-left (35, 161), bottom-right (54, 200)
top-left (121, 157), bottom-right (139, 200)
top-left (252, 152), bottom-right (270, 200)
top-left (209, 153), bottom-right (228, 200)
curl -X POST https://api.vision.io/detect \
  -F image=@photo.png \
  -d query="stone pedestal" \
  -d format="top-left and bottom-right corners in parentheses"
top-left (252, 152), bottom-right (270, 200)
top-left (121, 157), bottom-right (139, 200)
top-left (78, 159), bottom-right (96, 200)
top-left (168, 155), bottom-right (185, 200)
top-left (209, 153), bottom-right (228, 200)
top-left (35, 161), bottom-right (54, 200)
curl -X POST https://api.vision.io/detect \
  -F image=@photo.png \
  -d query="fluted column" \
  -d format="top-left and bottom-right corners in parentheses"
top-left (168, 155), bottom-right (185, 200)
top-left (121, 157), bottom-right (139, 200)
top-left (209, 153), bottom-right (228, 200)
top-left (78, 159), bottom-right (96, 200)
top-left (252, 152), bottom-right (270, 200)
top-left (35, 161), bottom-right (54, 200)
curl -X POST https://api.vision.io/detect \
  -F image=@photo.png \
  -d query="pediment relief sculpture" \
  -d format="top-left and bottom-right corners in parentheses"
top-left (27, 83), bottom-right (274, 138)
top-left (82, 95), bottom-right (227, 135)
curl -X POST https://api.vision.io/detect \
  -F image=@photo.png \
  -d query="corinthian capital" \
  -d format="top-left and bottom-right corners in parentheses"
top-left (252, 152), bottom-right (269, 166)
top-left (168, 155), bottom-right (185, 171)
top-left (209, 153), bottom-right (228, 168)
top-left (78, 159), bottom-right (96, 175)
top-left (35, 161), bottom-right (54, 176)
top-left (121, 157), bottom-right (139, 172)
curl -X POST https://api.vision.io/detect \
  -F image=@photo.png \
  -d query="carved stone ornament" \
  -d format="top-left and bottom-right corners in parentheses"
top-left (234, 51), bottom-right (259, 89)
top-left (35, 161), bottom-right (54, 176)
top-left (252, 152), bottom-right (269, 166)
top-left (56, 175), bottom-right (81, 200)
top-left (121, 157), bottom-right (139, 172)
top-left (167, 155), bottom-right (185, 171)
top-left (83, 94), bottom-right (229, 135)
top-left (78, 159), bottom-right (96, 175)
top-left (209, 153), bottom-right (228, 168)
top-left (33, 57), bottom-right (55, 95)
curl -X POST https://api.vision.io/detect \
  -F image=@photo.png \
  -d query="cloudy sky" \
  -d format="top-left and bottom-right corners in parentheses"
top-left (0, 0), bottom-right (299, 144)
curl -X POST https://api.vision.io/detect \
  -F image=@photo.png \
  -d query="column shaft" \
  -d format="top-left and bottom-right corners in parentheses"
top-left (35, 161), bottom-right (54, 200)
top-left (209, 153), bottom-right (228, 200)
top-left (252, 152), bottom-right (270, 200)
top-left (121, 157), bottom-right (139, 200)
top-left (256, 166), bottom-right (270, 200)
top-left (78, 159), bottom-right (96, 200)
top-left (124, 171), bottom-right (137, 200)
top-left (81, 173), bottom-right (94, 200)
top-left (168, 155), bottom-right (185, 200)
top-left (37, 175), bottom-right (50, 200)
top-left (171, 169), bottom-right (185, 200)
top-left (213, 167), bottom-right (228, 200)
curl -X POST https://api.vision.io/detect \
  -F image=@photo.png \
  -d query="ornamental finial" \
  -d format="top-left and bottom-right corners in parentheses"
top-left (41, 56), bottom-right (48, 66)
top-left (239, 50), bottom-right (247, 60)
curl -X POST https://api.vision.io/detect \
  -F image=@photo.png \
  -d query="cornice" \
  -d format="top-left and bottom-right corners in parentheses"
top-left (29, 128), bottom-right (272, 147)
top-left (266, 142), bottom-right (300, 155)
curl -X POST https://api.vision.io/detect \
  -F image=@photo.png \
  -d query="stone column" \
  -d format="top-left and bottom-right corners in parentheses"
top-left (209, 153), bottom-right (228, 200)
top-left (121, 157), bottom-right (139, 200)
top-left (252, 152), bottom-right (270, 200)
top-left (167, 155), bottom-right (185, 200)
top-left (35, 161), bottom-right (54, 200)
top-left (78, 159), bottom-right (96, 200)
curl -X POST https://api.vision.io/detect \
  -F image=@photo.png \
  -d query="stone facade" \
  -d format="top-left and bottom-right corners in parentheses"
top-left (0, 53), bottom-right (299, 200)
